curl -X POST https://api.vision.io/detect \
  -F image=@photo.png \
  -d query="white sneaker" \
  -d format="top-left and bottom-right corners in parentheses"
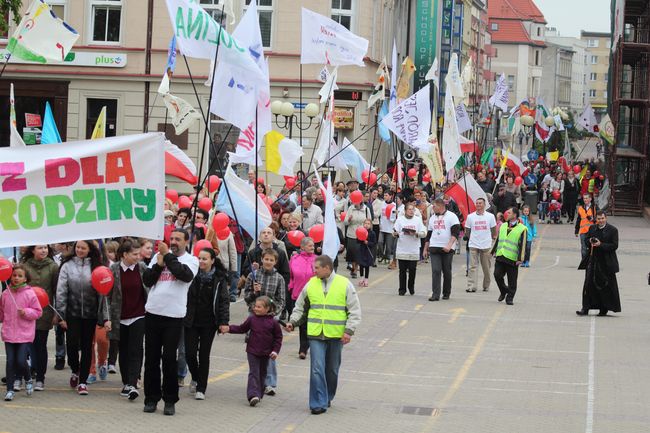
top-left (108, 364), bottom-right (117, 374)
top-left (4, 391), bottom-right (15, 401)
top-left (264, 386), bottom-right (276, 396)
top-left (13, 380), bottom-right (22, 391)
top-left (195, 391), bottom-right (205, 400)
top-left (189, 380), bottom-right (197, 394)
top-left (34, 381), bottom-right (44, 391)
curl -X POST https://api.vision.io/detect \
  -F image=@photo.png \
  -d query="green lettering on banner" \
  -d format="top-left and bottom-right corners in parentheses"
top-left (186, 8), bottom-right (203, 41)
top-left (18, 195), bottom-right (44, 230)
top-left (414, 0), bottom-right (440, 91)
top-left (0, 199), bottom-right (19, 230)
top-left (175, 7), bottom-right (186, 38)
top-left (44, 195), bottom-right (75, 226)
top-left (107, 188), bottom-right (133, 221)
top-left (95, 188), bottom-right (108, 220)
top-left (133, 188), bottom-right (157, 222)
top-left (220, 30), bottom-right (232, 49)
top-left (73, 189), bottom-right (97, 223)
top-left (207, 16), bottom-right (219, 44)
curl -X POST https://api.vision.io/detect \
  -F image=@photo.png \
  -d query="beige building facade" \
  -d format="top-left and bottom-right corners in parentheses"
top-left (580, 30), bottom-right (611, 117)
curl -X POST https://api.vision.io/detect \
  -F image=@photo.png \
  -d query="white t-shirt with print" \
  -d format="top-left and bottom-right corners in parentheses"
top-left (427, 211), bottom-right (460, 248)
top-left (465, 211), bottom-right (497, 249)
top-left (145, 252), bottom-right (199, 318)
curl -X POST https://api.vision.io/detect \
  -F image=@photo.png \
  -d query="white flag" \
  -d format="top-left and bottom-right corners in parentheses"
top-left (314, 119), bottom-right (335, 166)
top-left (380, 84), bottom-right (432, 151)
top-left (455, 102), bottom-right (473, 134)
top-left (578, 103), bottom-right (599, 135)
top-left (210, 2), bottom-right (270, 132)
top-left (442, 85), bottom-right (462, 169)
top-left (425, 57), bottom-right (440, 89)
top-left (489, 73), bottom-right (509, 112)
top-left (9, 83), bottom-right (25, 148)
top-left (389, 40), bottom-right (398, 110)
top-left (300, 8), bottom-right (369, 66)
top-left (317, 66), bottom-right (330, 83)
top-left (318, 172), bottom-right (341, 261)
top-left (446, 53), bottom-right (464, 100)
top-left (319, 66), bottom-right (339, 103)
top-left (163, 93), bottom-right (202, 135)
top-left (158, 71), bottom-right (170, 95)
top-left (228, 121), bottom-right (262, 166)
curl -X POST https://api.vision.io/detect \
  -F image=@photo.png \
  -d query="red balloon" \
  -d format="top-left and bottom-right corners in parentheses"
top-left (599, 175), bottom-right (605, 181)
top-left (573, 165), bottom-right (581, 174)
top-left (538, 156), bottom-right (545, 161)
top-left (287, 230), bottom-right (305, 247)
top-left (350, 190), bottom-right (363, 205)
top-left (309, 224), bottom-right (325, 243)
top-left (593, 170), bottom-right (600, 178)
top-left (285, 176), bottom-right (296, 189)
top-left (165, 189), bottom-right (179, 203)
top-left (32, 286), bottom-right (49, 308)
top-left (514, 176), bottom-right (523, 186)
top-left (216, 227), bottom-right (231, 241)
top-left (422, 172), bottom-right (431, 183)
top-left (384, 203), bottom-right (395, 218)
top-left (340, 211), bottom-right (346, 222)
top-left (368, 173), bottom-right (377, 186)
top-left (208, 175), bottom-right (221, 193)
top-left (212, 212), bottom-right (230, 231)
top-left (552, 191), bottom-right (561, 200)
top-left (356, 226), bottom-right (368, 241)
top-left (361, 170), bottom-right (370, 184)
top-left (0, 257), bottom-right (12, 281)
top-left (198, 197), bottom-right (213, 212)
top-left (91, 266), bottom-right (114, 296)
top-left (257, 177), bottom-right (265, 185)
top-left (178, 195), bottom-right (192, 209)
top-left (193, 239), bottom-right (213, 257)
top-left (407, 168), bottom-right (417, 178)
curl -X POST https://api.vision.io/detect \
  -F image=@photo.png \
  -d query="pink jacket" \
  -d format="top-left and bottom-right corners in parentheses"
top-left (288, 252), bottom-right (316, 300)
top-left (0, 285), bottom-right (42, 343)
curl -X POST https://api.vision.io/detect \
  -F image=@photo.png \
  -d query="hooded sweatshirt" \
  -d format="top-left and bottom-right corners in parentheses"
top-left (0, 285), bottom-right (42, 343)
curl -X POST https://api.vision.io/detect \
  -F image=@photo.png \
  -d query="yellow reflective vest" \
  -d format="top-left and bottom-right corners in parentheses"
top-left (305, 275), bottom-right (348, 338)
top-left (495, 223), bottom-right (527, 262)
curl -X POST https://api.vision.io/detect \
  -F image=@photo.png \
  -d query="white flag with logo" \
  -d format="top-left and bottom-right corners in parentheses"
top-left (446, 53), bottom-right (464, 100)
top-left (315, 172), bottom-right (341, 261)
top-left (578, 102), bottom-right (599, 135)
top-left (489, 73), bottom-right (509, 112)
top-left (380, 84), bottom-right (432, 151)
top-left (163, 93), bottom-right (202, 135)
top-left (442, 84), bottom-right (462, 169)
top-left (425, 57), bottom-right (440, 89)
top-left (228, 121), bottom-right (262, 166)
top-left (300, 8), bottom-right (368, 66)
top-left (319, 67), bottom-right (339, 103)
top-left (455, 102), bottom-right (472, 134)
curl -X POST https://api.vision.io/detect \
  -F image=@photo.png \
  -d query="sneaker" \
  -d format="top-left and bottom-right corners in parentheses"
top-left (350, 272), bottom-right (357, 279)
top-left (4, 391), bottom-right (15, 401)
top-left (120, 385), bottom-right (131, 397)
top-left (98, 365), bottom-right (108, 381)
top-left (108, 364), bottom-right (117, 374)
top-left (69, 374), bottom-right (79, 388)
top-left (128, 387), bottom-right (139, 401)
top-left (163, 402), bottom-right (175, 416)
top-left (189, 380), bottom-right (197, 394)
top-left (195, 391), bottom-right (205, 400)
top-left (55, 357), bottom-right (65, 370)
top-left (77, 384), bottom-right (88, 395)
top-left (230, 295), bottom-right (237, 303)
top-left (87, 374), bottom-right (97, 384)
top-left (177, 377), bottom-right (185, 387)
top-left (264, 386), bottom-right (276, 396)
top-left (13, 380), bottom-right (22, 391)
top-left (25, 381), bottom-right (33, 396)
top-left (249, 396), bottom-right (260, 406)
top-left (34, 381), bottom-right (44, 391)
top-left (143, 402), bottom-right (157, 413)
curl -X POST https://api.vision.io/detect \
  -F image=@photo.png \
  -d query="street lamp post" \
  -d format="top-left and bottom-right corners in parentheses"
top-left (520, 114), bottom-right (535, 158)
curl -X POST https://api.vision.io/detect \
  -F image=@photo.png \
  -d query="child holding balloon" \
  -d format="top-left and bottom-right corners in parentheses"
top-left (356, 219), bottom-right (377, 287)
top-left (1, 264), bottom-right (42, 401)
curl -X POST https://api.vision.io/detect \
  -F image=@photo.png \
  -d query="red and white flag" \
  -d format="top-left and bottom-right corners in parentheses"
top-left (459, 136), bottom-right (481, 157)
top-left (444, 173), bottom-right (490, 221)
top-left (505, 152), bottom-right (528, 178)
top-left (164, 140), bottom-right (198, 185)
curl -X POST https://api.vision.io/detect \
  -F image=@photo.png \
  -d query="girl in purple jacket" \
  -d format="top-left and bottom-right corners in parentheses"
top-left (225, 296), bottom-right (282, 407)
top-left (1, 265), bottom-right (43, 401)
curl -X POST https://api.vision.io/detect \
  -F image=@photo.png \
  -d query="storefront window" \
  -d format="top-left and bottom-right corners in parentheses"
top-left (86, 98), bottom-right (117, 138)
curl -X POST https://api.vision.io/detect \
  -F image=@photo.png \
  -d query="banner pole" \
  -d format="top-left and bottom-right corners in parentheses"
top-left (0, 53), bottom-right (12, 80)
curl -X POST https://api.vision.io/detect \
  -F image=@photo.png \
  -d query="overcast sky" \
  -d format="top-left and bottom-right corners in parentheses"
top-left (533, 0), bottom-right (612, 37)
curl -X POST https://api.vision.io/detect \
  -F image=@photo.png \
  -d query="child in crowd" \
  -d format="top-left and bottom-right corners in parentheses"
top-left (1, 265), bottom-right (43, 401)
top-left (356, 219), bottom-right (377, 287)
top-left (520, 205), bottom-right (537, 267)
top-left (549, 200), bottom-right (562, 224)
top-left (495, 212), bottom-right (505, 232)
top-left (224, 296), bottom-right (282, 407)
top-left (537, 182), bottom-right (550, 223)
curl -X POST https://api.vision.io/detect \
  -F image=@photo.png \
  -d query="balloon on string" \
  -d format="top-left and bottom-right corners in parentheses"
top-left (514, 176), bottom-right (523, 186)
top-left (309, 224), bottom-right (325, 243)
top-left (193, 239), bottom-right (213, 257)
top-left (178, 195), bottom-right (192, 209)
top-left (32, 286), bottom-right (49, 308)
top-left (422, 172), bottom-right (431, 183)
top-left (198, 197), bottom-right (213, 212)
top-left (256, 177), bottom-right (265, 185)
top-left (212, 212), bottom-right (230, 231)
top-left (356, 227), bottom-right (368, 241)
top-left (0, 257), bottom-right (12, 281)
top-left (573, 165), bottom-right (581, 174)
top-left (91, 266), bottom-right (114, 296)
top-left (593, 170), bottom-right (600, 178)
top-left (384, 203), bottom-right (395, 218)
top-left (361, 170), bottom-right (370, 184)
top-left (407, 168), bottom-right (417, 178)
top-left (216, 227), bottom-right (231, 240)
top-left (208, 175), bottom-right (221, 193)
top-left (284, 176), bottom-right (296, 189)
top-left (368, 173), bottom-right (377, 186)
top-left (340, 211), bottom-right (346, 222)
top-left (599, 175), bottom-right (604, 180)
top-left (538, 156), bottom-right (545, 162)
top-left (350, 190), bottom-right (363, 205)
top-left (287, 230), bottom-right (305, 247)
top-left (165, 189), bottom-right (179, 203)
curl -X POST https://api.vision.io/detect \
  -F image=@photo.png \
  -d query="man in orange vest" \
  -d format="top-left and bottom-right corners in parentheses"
top-left (574, 193), bottom-right (595, 259)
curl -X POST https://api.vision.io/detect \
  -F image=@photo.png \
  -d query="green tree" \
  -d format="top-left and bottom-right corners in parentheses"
top-left (0, 0), bottom-right (23, 34)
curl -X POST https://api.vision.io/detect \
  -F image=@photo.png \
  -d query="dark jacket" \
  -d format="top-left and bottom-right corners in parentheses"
top-left (104, 261), bottom-right (149, 340)
top-left (242, 243), bottom-right (290, 287)
top-left (578, 224), bottom-right (619, 273)
top-left (477, 178), bottom-right (496, 194)
top-left (228, 314), bottom-right (283, 357)
top-left (23, 257), bottom-right (59, 331)
top-left (356, 231), bottom-right (377, 267)
top-left (563, 178), bottom-right (580, 203)
top-left (184, 267), bottom-right (230, 328)
top-left (493, 191), bottom-right (517, 214)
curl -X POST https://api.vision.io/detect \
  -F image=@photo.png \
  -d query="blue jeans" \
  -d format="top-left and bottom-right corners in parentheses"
top-left (265, 358), bottom-right (277, 388)
top-left (538, 202), bottom-right (549, 220)
top-left (5, 342), bottom-right (30, 391)
top-left (309, 338), bottom-right (343, 410)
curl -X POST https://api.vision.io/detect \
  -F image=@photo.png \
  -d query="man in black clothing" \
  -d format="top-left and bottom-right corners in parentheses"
top-left (493, 184), bottom-right (518, 214)
top-left (476, 170), bottom-right (496, 193)
top-left (491, 207), bottom-right (527, 305)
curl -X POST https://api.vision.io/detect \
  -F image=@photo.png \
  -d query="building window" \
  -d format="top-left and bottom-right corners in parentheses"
top-left (91, 0), bottom-right (122, 43)
top-left (86, 99), bottom-right (117, 139)
top-left (331, 0), bottom-right (354, 31)
top-left (603, 90), bottom-right (608, 99)
top-left (590, 73), bottom-right (597, 81)
top-left (534, 50), bottom-right (540, 66)
top-left (49, 0), bottom-right (67, 20)
top-left (537, 27), bottom-right (541, 37)
top-left (491, 22), bottom-right (498, 31)
top-left (507, 75), bottom-right (515, 91)
top-left (244, 0), bottom-right (273, 48)
top-left (587, 39), bottom-right (599, 48)
top-left (200, 0), bottom-right (226, 25)
top-left (591, 55), bottom-right (598, 64)
top-left (589, 89), bottom-right (597, 98)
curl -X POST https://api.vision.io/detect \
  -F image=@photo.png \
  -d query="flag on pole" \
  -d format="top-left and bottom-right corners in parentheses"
top-left (9, 84), bottom-right (25, 147)
top-left (442, 78), bottom-right (462, 169)
top-left (504, 152), bottom-right (528, 177)
top-left (165, 35), bottom-right (177, 76)
top-left (534, 120), bottom-right (553, 143)
top-left (41, 102), bottom-right (62, 144)
top-left (90, 107), bottom-right (106, 140)
top-left (389, 40), bottom-right (398, 110)
top-left (599, 114), bottom-right (615, 145)
top-left (425, 57), bottom-right (440, 90)
top-left (489, 73), bottom-right (509, 111)
top-left (163, 93), bottom-right (202, 135)
top-left (396, 57), bottom-right (416, 100)
top-left (380, 84), bottom-right (432, 151)
top-left (455, 102), bottom-right (473, 134)
top-left (165, 140), bottom-right (198, 185)
top-left (340, 138), bottom-right (372, 182)
top-left (7, 0), bottom-right (79, 64)
top-left (578, 103), bottom-right (599, 135)
top-left (314, 170), bottom-right (341, 261)
top-left (215, 164), bottom-right (273, 238)
top-left (420, 134), bottom-right (445, 184)
top-left (377, 101), bottom-right (392, 143)
top-left (264, 131), bottom-right (303, 176)
top-left (367, 60), bottom-right (389, 109)
top-left (445, 53), bottom-right (464, 101)
top-left (480, 147), bottom-right (494, 166)
top-left (228, 121), bottom-right (262, 166)
top-left (300, 8), bottom-right (368, 66)
top-left (444, 173), bottom-right (490, 221)
top-left (319, 66), bottom-right (339, 104)
top-left (495, 150), bottom-right (508, 184)
top-left (461, 57), bottom-right (474, 102)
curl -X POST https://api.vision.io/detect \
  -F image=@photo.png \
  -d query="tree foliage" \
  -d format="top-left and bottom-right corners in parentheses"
top-left (0, 0), bottom-right (23, 34)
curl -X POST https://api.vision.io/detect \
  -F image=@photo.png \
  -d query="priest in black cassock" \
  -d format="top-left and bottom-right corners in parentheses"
top-left (576, 211), bottom-right (621, 316)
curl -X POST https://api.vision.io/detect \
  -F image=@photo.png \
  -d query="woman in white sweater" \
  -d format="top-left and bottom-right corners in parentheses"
top-left (393, 204), bottom-right (427, 295)
top-left (344, 202), bottom-right (371, 279)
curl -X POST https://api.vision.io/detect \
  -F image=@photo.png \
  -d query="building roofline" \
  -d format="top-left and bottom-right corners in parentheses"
top-left (580, 31), bottom-right (611, 37)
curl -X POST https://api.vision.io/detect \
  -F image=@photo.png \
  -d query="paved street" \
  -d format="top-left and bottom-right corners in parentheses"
top-left (1, 216), bottom-right (648, 433)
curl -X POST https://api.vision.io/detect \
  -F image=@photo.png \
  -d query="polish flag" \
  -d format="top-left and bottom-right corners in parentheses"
top-left (505, 152), bottom-right (528, 178)
top-left (459, 136), bottom-right (481, 158)
top-left (164, 140), bottom-right (198, 185)
top-left (444, 173), bottom-right (490, 221)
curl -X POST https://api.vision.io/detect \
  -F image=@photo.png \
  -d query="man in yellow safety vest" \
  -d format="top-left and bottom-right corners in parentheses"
top-left (575, 193), bottom-right (596, 260)
top-left (285, 255), bottom-right (361, 415)
top-left (491, 206), bottom-right (527, 305)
